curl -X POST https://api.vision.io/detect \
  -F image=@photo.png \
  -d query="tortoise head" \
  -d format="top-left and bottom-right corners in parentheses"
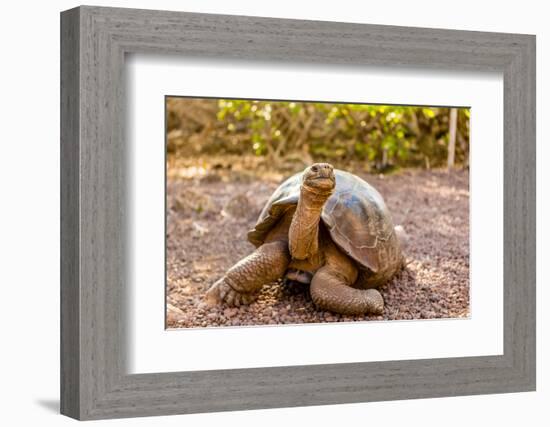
top-left (302, 163), bottom-right (336, 194)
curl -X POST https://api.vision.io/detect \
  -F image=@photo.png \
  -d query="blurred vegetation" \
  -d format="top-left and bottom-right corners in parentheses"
top-left (167, 98), bottom-right (469, 172)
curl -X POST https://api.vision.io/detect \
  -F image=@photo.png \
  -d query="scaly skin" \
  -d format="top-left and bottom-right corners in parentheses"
top-left (289, 163), bottom-right (334, 263)
top-left (308, 236), bottom-right (384, 315)
top-left (288, 186), bottom-right (327, 260)
top-left (310, 267), bottom-right (384, 315)
top-left (205, 240), bottom-right (290, 306)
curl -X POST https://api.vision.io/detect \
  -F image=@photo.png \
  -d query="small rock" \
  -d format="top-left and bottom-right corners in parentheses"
top-left (224, 307), bottom-right (238, 318)
top-left (166, 311), bottom-right (181, 325)
top-left (173, 189), bottom-right (216, 216)
top-left (199, 173), bottom-right (222, 184)
top-left (191, 222), bottom-right (209, 236)
top-left (166, 303), bottom-right (184, 315)
top-left (221, 194), bottom-right (252, 218)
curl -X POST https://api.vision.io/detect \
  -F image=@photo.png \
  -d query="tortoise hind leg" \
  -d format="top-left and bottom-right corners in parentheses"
top-left (310, 266), bottom-right (384, 315)
top-left (205, 240), bottom-right (290, 307)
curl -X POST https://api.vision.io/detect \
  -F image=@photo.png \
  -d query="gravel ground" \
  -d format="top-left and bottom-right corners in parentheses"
top-left (166, 168), bottom-right (470, 328)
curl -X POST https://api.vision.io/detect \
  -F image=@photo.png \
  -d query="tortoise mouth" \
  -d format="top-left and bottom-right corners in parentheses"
top-left (304, 176), bottom-right (335, 191)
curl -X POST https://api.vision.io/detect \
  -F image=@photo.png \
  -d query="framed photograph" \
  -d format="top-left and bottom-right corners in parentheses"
top-left (60, 6), bottom-right (535, 420)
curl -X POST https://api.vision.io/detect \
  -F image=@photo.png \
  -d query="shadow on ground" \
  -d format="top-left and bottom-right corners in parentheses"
top-left (35, 399), bottom-right (59, 414)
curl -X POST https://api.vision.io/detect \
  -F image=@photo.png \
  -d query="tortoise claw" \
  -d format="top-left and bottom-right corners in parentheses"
top-left (205, 278), bottom-right (256, 307)
top-left (204, 278), bottom-right (229, 305)
top-left (241, 293), bottom-right (256, 305)
top-left (224, 288), bottom-right (237, 306)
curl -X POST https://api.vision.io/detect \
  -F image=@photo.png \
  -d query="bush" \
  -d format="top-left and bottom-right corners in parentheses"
top-left (166, 98), bottom-right (469, 171)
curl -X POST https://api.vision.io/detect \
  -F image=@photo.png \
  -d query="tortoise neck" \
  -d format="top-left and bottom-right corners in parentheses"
top-left (288, 185), bottom-right (332, 261)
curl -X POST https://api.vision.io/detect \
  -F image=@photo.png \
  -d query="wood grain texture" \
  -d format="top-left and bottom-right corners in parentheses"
top-left (60, 5), bottom-right (536, 420)
top-left (60, 7), bottom-right (80, 419)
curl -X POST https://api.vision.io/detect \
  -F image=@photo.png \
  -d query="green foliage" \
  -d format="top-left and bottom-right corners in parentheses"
top-left (166, 98), bottom-right (469, 171)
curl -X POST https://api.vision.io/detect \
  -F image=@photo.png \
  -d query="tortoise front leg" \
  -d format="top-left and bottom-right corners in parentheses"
top-left (310, 266), bottom-right (384, 315)
top-left (205, 240), bottom-right (290, 307)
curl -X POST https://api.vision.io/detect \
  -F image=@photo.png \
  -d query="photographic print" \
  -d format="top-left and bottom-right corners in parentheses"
top-left (165, 97), bottom-right (470, 329)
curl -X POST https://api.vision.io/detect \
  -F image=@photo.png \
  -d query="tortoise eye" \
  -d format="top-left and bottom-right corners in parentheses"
top-left (311, 165), bottom-right (319, 172)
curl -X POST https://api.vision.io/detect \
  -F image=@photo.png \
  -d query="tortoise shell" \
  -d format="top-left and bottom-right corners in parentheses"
top-left (248, 169), bottom-right (402, 274)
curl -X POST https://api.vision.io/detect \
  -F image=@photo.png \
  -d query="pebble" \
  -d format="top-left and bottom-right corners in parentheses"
top-left (224, 307), bottom-right (238, 318)
top-left (222, 194), bottom-right (253, 218)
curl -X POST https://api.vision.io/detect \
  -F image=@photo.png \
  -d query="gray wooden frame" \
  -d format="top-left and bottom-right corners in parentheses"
top-left (60, 5), bottom-right (536, 421)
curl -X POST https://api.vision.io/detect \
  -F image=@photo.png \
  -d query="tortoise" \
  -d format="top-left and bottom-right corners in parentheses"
top-left (205, 163), bottom-right (405, 315)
